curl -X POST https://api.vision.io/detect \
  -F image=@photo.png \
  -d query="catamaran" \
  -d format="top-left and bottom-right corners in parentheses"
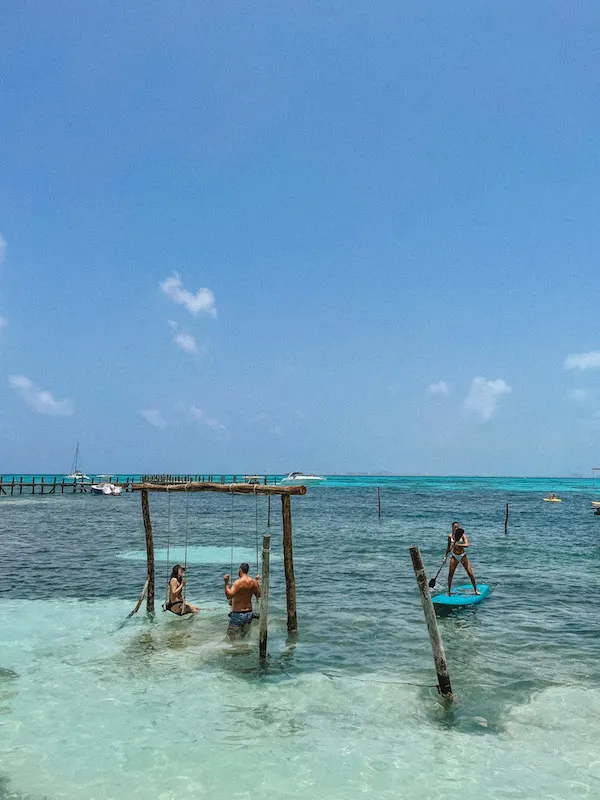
top-left (66, 442), bottom-right (89, 481)
top-left (592, 468), bottom-right (600, 508)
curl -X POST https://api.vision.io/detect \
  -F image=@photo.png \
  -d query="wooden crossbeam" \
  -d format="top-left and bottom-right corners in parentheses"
top-left (131, 481), bottom-right (306, 496)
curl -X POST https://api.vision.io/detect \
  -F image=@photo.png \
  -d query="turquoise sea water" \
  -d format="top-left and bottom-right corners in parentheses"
top-left (1, 476), bottom-right (600, 799)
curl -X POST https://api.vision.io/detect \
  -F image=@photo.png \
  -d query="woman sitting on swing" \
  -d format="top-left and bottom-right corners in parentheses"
top-left (165, 565), bottom-right (199, 615)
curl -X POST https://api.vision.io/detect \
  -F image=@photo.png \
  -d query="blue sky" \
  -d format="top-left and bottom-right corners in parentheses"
top-left (1, 1), bottom-right (600, 476)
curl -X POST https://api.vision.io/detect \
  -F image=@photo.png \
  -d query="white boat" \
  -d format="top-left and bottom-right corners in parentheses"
top-left (91, 476), bottom-right (123, 496)
top-left (279, 472), bottom-right (326, 486)
top-left (66, 442), bottom-right (89, 481)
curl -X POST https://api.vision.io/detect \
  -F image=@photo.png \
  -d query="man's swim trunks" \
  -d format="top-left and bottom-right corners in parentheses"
top-left (228, 610), bottom-right (254, 628)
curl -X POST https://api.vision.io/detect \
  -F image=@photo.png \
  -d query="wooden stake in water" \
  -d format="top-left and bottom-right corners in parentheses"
top-left (281, 494), bottom-right (298, 635)
top-left (504, 503), bottom-right (509, 535)
top-left (378, 487), bottom-right (381, 518)
top-left (259, 534), bottom-right (271, 659)
top-left (409, 545), bottom-right (453, 699)
top-left (141, 489), bottom-right (155, 614)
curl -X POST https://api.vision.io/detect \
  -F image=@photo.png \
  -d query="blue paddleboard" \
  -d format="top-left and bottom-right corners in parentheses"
top-left (432, 584), bottom-right (490, 607)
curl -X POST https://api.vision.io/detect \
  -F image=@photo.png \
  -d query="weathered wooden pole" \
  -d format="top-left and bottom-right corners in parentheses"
top-left (281, 494), bottom-right (298, 635)
top-left (409, 545), bottom-right (453, 699)
top-left (504, 503), bottom-right (509, 535)
top-left (378, 486), bottom-right (381, 518)
top-left (141, 489), bottom-right (155, 614)
top-left (267, 493), bottom-right (271, 528)
top-left (259, 534), bottom-right (271, 659)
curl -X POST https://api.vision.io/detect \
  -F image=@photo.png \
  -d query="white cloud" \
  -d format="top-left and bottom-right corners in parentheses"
top-left (0, 234), bottom-right (6, 264)
top-left (160, 273), bottom-right (216, 317)
top-left (564, 351), bottom-right (600, 371)
top-left (141, 409), bottom-right (167, 429)
top-left (463, 377), bottom-right (511, 421)
top-left (173, 330), bottom-right (198, 355)
top-left (188, 404), bottom-right (227, 435)
top-left (427, 380), bottom-right (451, 396)
top-left (567, 388), bottom-right (588, 404)
top-left (167, 320), bottom-right (205, 357)
top-left (189, 404), bottom-right (204, 422)
top-left (9, 375), bottom-right (74, 417)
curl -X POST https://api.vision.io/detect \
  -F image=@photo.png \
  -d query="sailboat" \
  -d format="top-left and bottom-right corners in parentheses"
top-left (592, 468), bottom-right (600, 508)
top-left (66, 442), bottom-right (89, 481)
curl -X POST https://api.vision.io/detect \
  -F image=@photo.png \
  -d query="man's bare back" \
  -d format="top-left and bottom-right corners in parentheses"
top-left (224, 573), bottom-right (261, 611)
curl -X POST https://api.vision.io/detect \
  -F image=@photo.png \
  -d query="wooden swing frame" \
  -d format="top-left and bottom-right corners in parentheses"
top-left (131, 481), bottom-right (306, 647)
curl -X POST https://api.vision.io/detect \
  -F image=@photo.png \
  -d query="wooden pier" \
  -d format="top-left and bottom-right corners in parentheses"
top-left (0, 474), bottom-right (279, 496)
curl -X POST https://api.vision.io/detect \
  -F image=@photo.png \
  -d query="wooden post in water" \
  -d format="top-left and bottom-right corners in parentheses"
top-left (378, 486), bottom-right (381, 518)
top-left (281, 494), bottom-right (298, 635)
top-left (267, 493), bottom-right (271, 528)
top-left (259, 534), bottom-right (271, 659)
top-left (409, 545), bottom-right (453, 699)
top-left (504, 503), bottom-right (509, 535)
top-left (141, 489), bottom-right (155, 614)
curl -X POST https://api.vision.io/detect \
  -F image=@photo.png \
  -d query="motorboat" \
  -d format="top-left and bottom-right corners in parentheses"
top-left (279, 472), bottom-right (326, 486)
top-left (243, 475), bottom-right (263, 485)
top-left (67, 442), bottom-right (89, 481)
top-left (91, 476), bottom-right (123, 496)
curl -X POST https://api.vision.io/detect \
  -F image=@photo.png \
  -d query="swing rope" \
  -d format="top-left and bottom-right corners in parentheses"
top-left (254, 486), bottom-right (259, 574)
top-left (164, 488), bottom-right (172, 609)
top-left (229, 487), bottom-right (234, 582)
top-left (182, 484), bottom-right (190, 605)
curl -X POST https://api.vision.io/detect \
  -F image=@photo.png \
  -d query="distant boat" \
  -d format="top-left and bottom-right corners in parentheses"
top-left (593, 468), bottom-right (600, 508)
top-left (279, 472), bottom-right (326, 486)
top-left (91, 476), bottom-right (123, 496)
top-left (66, 442), bottom-right (89, 481)
top-left (243, 475), bottom-right (263, 485)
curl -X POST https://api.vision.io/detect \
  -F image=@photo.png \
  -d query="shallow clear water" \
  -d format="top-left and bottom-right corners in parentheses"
top-left (1, 478), bottom-right (600, 798)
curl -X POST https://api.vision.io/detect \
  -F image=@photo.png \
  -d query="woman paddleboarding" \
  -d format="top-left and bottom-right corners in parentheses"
top-left (443, 523), bottom-right (479, 596)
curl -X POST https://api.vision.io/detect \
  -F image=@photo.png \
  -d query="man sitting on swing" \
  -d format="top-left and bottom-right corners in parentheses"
top-left (223, 563), bottom-right (261, 638)
top-left (165, 565), bottom-right (199, 615)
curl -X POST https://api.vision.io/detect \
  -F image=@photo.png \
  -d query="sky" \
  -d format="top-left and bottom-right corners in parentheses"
top-left (1, 1), bottom-right (600, 476)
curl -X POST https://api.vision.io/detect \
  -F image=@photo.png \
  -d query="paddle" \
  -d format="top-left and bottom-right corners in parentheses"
top-left (428, 559), bottom-right (446, 589)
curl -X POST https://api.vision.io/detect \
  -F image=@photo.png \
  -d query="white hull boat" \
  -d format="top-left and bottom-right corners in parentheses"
top-left (279, 472), bottom-right (326, 486)
top-left (91, 478), bottom-right (123, 496)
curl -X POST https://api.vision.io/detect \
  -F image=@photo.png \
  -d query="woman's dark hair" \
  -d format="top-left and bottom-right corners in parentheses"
top-left (453, 528), bottom-right (465, 542)
top-left (171, 564), bottom-right (185, 579)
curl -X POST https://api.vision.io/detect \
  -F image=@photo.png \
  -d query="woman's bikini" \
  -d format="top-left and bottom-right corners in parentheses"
top-left (450, 536), bottom-right (467, 563)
